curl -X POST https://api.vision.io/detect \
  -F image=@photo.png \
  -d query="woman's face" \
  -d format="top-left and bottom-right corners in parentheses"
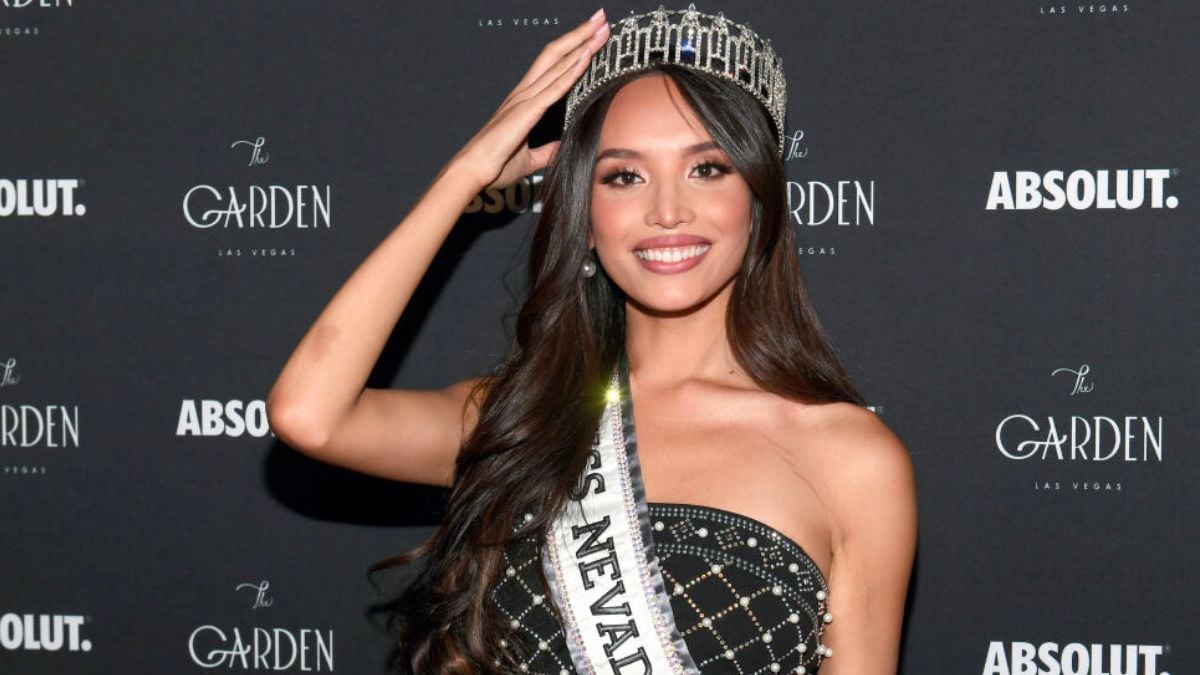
top-left (589, 74), bottom-right (753, 315)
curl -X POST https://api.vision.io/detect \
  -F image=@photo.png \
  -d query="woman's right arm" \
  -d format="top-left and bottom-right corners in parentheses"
top-left (266, 10), bottom-right (610, 487)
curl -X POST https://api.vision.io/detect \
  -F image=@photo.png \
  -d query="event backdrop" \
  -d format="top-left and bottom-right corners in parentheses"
top-left (2, 1), bottom-right (1196, 673)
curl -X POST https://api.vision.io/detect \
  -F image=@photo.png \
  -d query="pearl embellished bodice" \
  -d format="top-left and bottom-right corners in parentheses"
top-left (492, 502), bottom-right (832, 674)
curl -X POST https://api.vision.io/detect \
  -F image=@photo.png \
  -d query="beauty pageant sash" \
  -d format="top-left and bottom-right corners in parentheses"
top-left (541, 361), bottom-right (699, 675)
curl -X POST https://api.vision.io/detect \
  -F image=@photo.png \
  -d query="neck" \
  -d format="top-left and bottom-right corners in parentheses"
top-left (623, 285), bottom-right (742, 387)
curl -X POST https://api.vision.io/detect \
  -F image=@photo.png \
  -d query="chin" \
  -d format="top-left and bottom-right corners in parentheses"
top-left (624, 286), bottom-right (725, 316)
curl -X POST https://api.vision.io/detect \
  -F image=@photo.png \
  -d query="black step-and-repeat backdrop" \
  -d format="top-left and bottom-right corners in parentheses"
top-left (2, 1), bottom-right (1196, 673)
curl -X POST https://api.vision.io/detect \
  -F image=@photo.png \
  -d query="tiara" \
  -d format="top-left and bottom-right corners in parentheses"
top-left (563, 4), bottom-right (787, 153)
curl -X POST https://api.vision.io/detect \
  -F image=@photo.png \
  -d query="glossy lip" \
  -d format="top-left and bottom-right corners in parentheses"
top-left (633, 233), bottom-right (712, 251)
top-left (632, 234), bottom-right (712, 274)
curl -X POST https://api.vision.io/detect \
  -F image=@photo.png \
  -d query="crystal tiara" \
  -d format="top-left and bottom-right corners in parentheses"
top-left (563, 4), bottom-right (788, 153)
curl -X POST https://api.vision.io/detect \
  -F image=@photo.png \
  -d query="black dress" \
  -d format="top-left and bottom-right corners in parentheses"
top-left (492, 502), bottom-right (831, 674)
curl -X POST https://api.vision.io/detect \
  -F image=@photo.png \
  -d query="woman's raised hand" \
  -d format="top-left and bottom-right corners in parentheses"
top-left (452, 9), bottom-right (610, 191)
top-left (268, 11), bottom-right (610, 486)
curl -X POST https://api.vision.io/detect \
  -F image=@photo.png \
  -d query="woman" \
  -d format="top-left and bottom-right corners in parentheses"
top-left (268, 7), bottom-right (915, 674)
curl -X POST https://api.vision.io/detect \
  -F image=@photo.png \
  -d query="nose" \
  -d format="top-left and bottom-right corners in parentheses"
top-left (644, 179), bottom-right (694, 229)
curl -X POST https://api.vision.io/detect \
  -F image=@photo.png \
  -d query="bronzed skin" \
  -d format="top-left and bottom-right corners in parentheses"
top-left (268, 9), bottom-right (915, 674)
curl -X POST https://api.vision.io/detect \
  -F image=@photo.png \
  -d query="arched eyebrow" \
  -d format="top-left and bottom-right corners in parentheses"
top-left (594, 141), bottom-right (722, 164)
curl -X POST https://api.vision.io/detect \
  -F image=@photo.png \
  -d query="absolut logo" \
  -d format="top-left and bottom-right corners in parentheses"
top-left (183, 137), bottom-right (332, 230)
top-left (187, 582), bottom-right (334, 671)
top-left (985, 169), bottom-right (1177, 211)
top-left (0, 179), bottom-right (85, 217)
top-left (464, 174), bottom-right (544, 215)
top-left (984, 641), bottom-right (1167, 675)
top-left (176, 399), bottom-right (271, 438)
top-left (0, 613), bottom-right (91, 652)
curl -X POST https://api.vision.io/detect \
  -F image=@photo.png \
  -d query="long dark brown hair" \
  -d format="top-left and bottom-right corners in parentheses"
top-left (374, 65), bottom-right (863, 674)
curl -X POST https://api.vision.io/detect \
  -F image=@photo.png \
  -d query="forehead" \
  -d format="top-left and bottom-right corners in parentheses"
top-left (597, 74), bottom-right (713, 150)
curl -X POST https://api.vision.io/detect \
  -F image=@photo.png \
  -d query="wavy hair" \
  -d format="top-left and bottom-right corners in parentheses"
top-left (374, 65), bottom-right (863, 674)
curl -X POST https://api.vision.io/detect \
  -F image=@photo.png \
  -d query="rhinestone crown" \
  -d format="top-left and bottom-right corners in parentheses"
top-left (564, 4), bottom-right (787, 153)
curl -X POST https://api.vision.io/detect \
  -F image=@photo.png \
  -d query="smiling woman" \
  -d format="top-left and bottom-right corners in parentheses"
top-left (267, 6), bottom-right (915, 675)
top-left (590, 76), bottom-right (753, 314)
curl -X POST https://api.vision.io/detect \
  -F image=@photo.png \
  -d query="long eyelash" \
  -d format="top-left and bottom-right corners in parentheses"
top-left (598, 168), bottom-right (642, 185)
top-left (693, 159), bottom-right (734, 176)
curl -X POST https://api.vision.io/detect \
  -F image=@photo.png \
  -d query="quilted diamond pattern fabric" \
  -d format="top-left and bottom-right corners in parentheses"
top-left (492, 503), bottom-right (831, 674)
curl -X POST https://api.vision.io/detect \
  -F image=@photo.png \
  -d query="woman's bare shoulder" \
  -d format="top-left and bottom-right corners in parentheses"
top-left (776, 400), bottom-right (914, 513)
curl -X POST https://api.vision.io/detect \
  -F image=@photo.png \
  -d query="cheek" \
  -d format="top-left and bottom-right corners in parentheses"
top-left (588, 193), bottom-right (625, 250)
top-left (704, 188), bottom-right (754, 241)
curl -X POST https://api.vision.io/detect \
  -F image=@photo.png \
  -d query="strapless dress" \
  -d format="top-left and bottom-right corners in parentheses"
top-left (492, 502), bottom-right (831, 674)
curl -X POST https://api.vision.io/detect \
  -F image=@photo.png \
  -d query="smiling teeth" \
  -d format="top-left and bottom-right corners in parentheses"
top-left (634, 245), bottom-right (711, 263)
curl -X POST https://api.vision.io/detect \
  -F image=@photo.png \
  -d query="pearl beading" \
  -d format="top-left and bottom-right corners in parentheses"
top-left (491, 504), bottom-right (833, 674)
top-left (649, 504), bottom-right (831, 674)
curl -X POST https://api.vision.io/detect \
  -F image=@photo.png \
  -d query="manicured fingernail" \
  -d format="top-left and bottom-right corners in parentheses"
top-left (589, 8), bottom-right (605, 23)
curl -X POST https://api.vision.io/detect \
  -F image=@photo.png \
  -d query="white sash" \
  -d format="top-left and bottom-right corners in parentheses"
top-left (541, 362), bottom-right (699, 675)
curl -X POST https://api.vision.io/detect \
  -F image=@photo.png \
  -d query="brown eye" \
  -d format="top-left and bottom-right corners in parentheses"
top-left (692, 160), bottom-right (734, 180)
top-left (599, 169), bottom-right (643, 186)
